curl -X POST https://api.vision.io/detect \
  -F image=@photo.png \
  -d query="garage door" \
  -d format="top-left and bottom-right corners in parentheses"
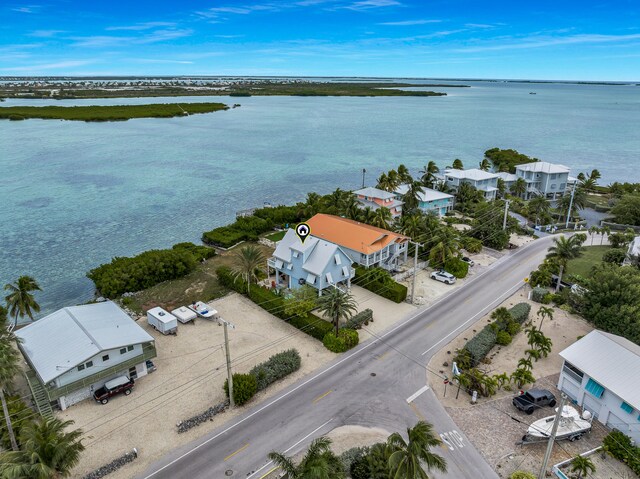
top-left (64, 386), bottom-right (92, 408)
top-left (606, 412), bottom-right (628, 432)
top-left (561, 380), bottom-right (580, 401)
top-left (582, 394), bottom-right (602, 418)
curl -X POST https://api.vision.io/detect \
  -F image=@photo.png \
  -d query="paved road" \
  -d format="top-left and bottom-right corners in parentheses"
top-left (139, 235), bottom-right (556, 479)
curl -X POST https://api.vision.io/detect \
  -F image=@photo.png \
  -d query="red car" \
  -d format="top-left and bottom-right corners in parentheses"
top-left (93, 376), bottom-right (135, 404)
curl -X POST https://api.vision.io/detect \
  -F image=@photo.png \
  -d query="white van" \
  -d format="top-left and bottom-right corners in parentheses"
top-left (147, 307), bottom-right (178, 335)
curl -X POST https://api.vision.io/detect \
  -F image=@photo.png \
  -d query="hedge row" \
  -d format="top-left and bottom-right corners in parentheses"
top-left (249, 349), bottom-right (301, 391)
top-left (87, 242), bottom-right (213, 298)
top-left (462, 303), bottom-right (531, 365)
top-left (216, 267), bottom-right (333, 341)
top-left (353, 266), bottom-right (407, 303)
top-left (323, 329), bottom-right (359, 353)
top-left (345, 309), bottom-right (373, 330)
top-left (603, 430), bottom-right (640, 475)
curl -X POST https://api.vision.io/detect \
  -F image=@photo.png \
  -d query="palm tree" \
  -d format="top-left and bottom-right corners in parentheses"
top-left (559, 187), bottom-right (587, 219)
top-left (419, 161), bottom-right (440, 188)
top-left (528, 196), bottom-right (551, 225)
top-left (429, 228), bottom-right (460, 268)
top-left (496, 178), bottom-right (506, 198)
top-left (478, 159), bottom-right (491, 171)
top-left (510, 178), bottom-right (527, 198)
top-left (588, 225), bottom-right (598, 245)
top-left (359, 206), bottom-right (377, 225)
top-left (387, 170), bottom-right (400, 191)
top-left (231, 245), bottom-right (265, 294)
top-left (0, 313), bottom-right (21, 451)
top-left (343, 195), bottom-right (361, 220)
top-left (536, 306), bottom-right (554, 331)
top-left (398, 214), bottom-right (424, 240)
top-left (452, 159), bottom-right (464, 170)
top-left (387, 421), bottom-right (447, 479)
top-left (546, 235), bottom-right (586, 291)
top-left (455, 182), bottom-right (482, 214)
top-left (299, 192), bottom-right (322, 218)
top-left (397, 164), bottom-right (413, 184)
top-left (316, 287), bottom-right (358, 335)
top-left (402, 181), bottom-right (425, 214)
top-left (377, 172), bottom-right (392, 191)
top-left (600, 225), bottom-right (610, 245)
top-left (4, 276), bottom-right (41, 330)
top-left (268, 436), bottom-right (344, 479)
top-left (569, 455), bottom-right (596, 479)
top-left (579, 169), bottom-right (601, 192)
top-left (0, 417), bottom-right (85, 479)
top-left (324, 188), bottom-right (347, 213)
top-left (372, 207), bottom-right (392, 230)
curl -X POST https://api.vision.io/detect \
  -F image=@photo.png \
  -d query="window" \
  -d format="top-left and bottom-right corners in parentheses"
top-left (77, 364), bottom-right (85, 371)
top-left (102, 354), bottom-right (110, 362)
top-left (292, 251), bottom-right (299, 258)
top-left (325, 272), bottom-right (333, 284)
top-left (559, 183), bottom-right (566, 189)
top-left (563, 362), bottom-right (584, 383)
top-left (621, 402), bottom-right (634, 414)
top-left (551, 174), bottom-right (557, 180)
top-left (120, 348), bottom-right (127, 354)
top-left (551, 184), bottom-right (556, 189)
top-left (86, 361), bottom-right (93, 368)
top-left (585, 378), bottom-right (604, 398)
top-left (127, 345), bottom-right (134, 352)
top-left (334, 254), bottom-right (341, 265)
top-left (342, 266), bottom-right (349, 277)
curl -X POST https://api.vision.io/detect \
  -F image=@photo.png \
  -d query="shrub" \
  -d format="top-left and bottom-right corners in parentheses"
top-left (510, 472), bottom-right (536, 479)
top-left (506, 320), bottom-right (521, 336)
top-left (550, 293), bottom-right (565, 306)
top-left (603, 430), bottom-right (640, 475)
top-left (531, 287), bottom-right (548, 303)
top-left (445, 257), bottom-right (469, 279)
top-left (253, 205), bottom-right (301, 226)
top-left (345, 309), bottom-right (373, 329)
top-left (202, 215), bottom-right (273, 248)
top-left (462, 237), bottom-right (483, 254)
top-left (223, 373), bottom-right (258, 406)
top-left (88, 248), bottom-right (197, 298)
top-left (529, 267), bottom-right (552, 288)
top-left (339, 446), bottom-right (369, 475)
top-left (172, 242), bottom-right (216, 261)
top-left (290, 314), bottom-right (334, 341)
top-left (509, 303), bottom-right (531, 325)
top-left (249, 349), bottom-right (301, 391)
top-left (463, 325), bottom-right (497, 365)
top-left (496, 331), bottom-right (512, 346)
top-left (353, 266), bottom-right (407, 303)
top-left (602, 248), bottom-right (627, 265)
top-left (323, 329), bottom-right (360, 353)
top-left (542, 293), bottom-right (553, 304)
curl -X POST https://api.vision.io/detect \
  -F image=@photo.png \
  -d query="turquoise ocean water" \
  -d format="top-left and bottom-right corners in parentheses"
top-left (1, 80), bottom-right (639, 316)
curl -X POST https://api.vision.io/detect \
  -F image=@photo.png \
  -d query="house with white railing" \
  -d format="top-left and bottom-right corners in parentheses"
top-left (514, 162), bottom-right (571, 199)
top-left (441, 168), bottom-right (500, 201)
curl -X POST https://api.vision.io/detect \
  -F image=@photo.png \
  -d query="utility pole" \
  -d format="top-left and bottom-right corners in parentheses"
top-left (409, 240), bottom-right (422, 304)
top-left (502, 199), bottom-right (510, 231)
top-left (565, 182), bottom-right (577, 229)
top-left (538, 394), bottom-right (567, 479)
top-left (0, 388), bottom-right (18, 451)
top-left (220, 318), bottom-right (236, 408)
top-left (362, 168), bottom-right (366, 189)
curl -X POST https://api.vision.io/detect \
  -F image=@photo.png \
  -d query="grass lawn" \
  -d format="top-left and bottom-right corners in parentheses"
top-left (124, 243), bottom-right (274, 313)
top-left (586, 193), bottom-right (611, 210)
top-left (265, 230), bottom-right (286, 242)
top-left (566, 245), bottom-right (610, 278)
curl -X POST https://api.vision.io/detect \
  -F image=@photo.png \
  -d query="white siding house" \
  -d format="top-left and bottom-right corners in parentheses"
top-left (515, 162), bottom-right (571, 199)
top-left (442, 168), bottom-right (500, 201)
top-left (16, 301), bottom-right (156, 411)
top-left (557, 330), bottom-right (640, 443)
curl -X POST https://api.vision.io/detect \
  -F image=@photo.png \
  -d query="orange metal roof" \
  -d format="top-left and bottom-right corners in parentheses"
top-left (306, 214), bottom-right (409, 255)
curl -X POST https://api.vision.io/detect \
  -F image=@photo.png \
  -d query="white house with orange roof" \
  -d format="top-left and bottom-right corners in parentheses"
top-left (306, 214), bottom-right (409, 271)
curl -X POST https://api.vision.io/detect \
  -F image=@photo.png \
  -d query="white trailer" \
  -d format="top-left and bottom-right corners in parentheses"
top-left (147, 307), bottom-right (178, 335)
top-left (172, 306), bottom-right (197, 324)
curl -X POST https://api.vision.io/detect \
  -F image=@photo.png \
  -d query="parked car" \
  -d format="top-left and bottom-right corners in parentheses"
top-left (93, 376), bottom-right (135, 405)
top-left (430, 270), bottom-right (456, 285)
top-left (512, 388), bottom-right (557, 415)
top-left (461, 256), bottom-right (475, 267)
top-left (146, 359), bottom-right (157, 373)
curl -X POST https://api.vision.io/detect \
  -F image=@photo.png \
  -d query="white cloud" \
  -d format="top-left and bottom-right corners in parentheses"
top-left (106, 22), bottom-right (176, 31)
top-left (136, 59), bottom-right (194, 64)
top-left (456, 33), bottom-right (640, 52)
top-left (29, 30), bottom-right (65, 37)
top-left (378, 19), bottom-right (441, 26)
top-left (343, 0), bottom-right (401, 10)
top-left (1, 60), bottom-right (94, 72)
top-left (12, 5), bottom-right (40, 13)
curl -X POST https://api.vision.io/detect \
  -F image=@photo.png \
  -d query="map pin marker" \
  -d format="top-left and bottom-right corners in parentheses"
top-left (295, 223), bottom-right (311, 244)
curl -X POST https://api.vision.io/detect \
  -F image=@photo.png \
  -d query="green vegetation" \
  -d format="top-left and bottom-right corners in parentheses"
top-left (322, 329), bottom-right (359, 353)
top-left (87, 242), bottom-right (214, 298)
top-left (345, 308), bottom-right (373, 330)
top-left (223, 373), bottom-right (257, 406)
top-left (249, 349), bottom-right (301, 392)
top-left (546, 234), bottom-right (587, 291)
top-left (229, 244), bottom-right (265, 294)
top-left (611, 194), bottom-right (640, 225)
top-left (353, 266), bottom-right (407, 303)
top-left (603, 430), bottom-right (640, 475)
top-left (265, 230), bottom-right (286, 242)
top-left (444, 257), bottom-right (469, 279)
top-left (569, 455), bottom-right (596, 479)
top-left (316, 287), bottom-right (358, 336)
top-left (0, 102), bottom-right (228, 122)
top-left (0, 395), bottom-right (32, 451)
top-left (565, 245), bottom-right (609, 277)
top-left (484, 148), bottom-right (538, 173)
top-left (4, 275), bottom-right (41, 328)
top-left (509, 471), bottom-right (536, 479)
top-left (269, 436), bottom-right (345, 479)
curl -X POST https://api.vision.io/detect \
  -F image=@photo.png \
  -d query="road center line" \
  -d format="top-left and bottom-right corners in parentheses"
top-left (312, 390), bottom-right (332, 404)
top-left (224, 443), bottom-right (249, 461)
top-left (258, 466), bottom-right (279, 479)
top-left (406, 385), bottom-right (430, 403)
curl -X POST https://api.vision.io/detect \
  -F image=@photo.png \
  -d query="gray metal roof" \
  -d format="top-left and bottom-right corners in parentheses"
top-left (354, 187), bottom-right (396, 200)
top-left (395, 184), bottom-right (454, 202)
top-left (16, 301), bottom-right (153, 384)
top-left (559, 330), bottom-right (640, 410)
top-left (516, 161), bottom-right (570, 174)
top-left (444, 168), bottom-right (499, 181)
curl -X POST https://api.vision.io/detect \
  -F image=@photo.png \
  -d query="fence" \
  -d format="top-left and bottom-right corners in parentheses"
top-left (393, 261), bottom-right (428, 282)
top-left (599, 221), bottom-right (640, 233)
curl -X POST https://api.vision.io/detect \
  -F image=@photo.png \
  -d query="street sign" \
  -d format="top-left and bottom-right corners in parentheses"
top-left (524, 277), bottom-right (529, 283)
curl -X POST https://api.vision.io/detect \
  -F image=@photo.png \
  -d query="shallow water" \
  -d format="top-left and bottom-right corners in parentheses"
top-left (1, 80), bottom-right (639, 316)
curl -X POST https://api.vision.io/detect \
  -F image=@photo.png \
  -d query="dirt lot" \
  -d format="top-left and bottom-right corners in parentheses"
top-left (425, 288), bottom-right (636, 478)
top-left (62, 293), bottom-right (336, 479)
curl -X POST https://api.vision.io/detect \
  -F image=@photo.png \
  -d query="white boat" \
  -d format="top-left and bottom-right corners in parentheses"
top-left (524, 406), bottom-right (592, 442)
top-left (188, 301), bottom-right (218, 320)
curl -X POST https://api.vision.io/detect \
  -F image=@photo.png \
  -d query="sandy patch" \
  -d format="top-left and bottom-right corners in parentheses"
top-left (63, 293), bottom-right (336, 479)
top-left (510, 233), bottom-right (536, 247)
top-left (427, 287), bottom-right (593, 409)
top-left (452, 223), bottom-right (472, 231)
top-left (326, 425), bottom-right (390, 455)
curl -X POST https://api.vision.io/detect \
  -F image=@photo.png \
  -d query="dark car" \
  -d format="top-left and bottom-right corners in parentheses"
top-left (93, 376), bottom-right (135, 404)
top-left (513, 388), bottom-right (557, 415)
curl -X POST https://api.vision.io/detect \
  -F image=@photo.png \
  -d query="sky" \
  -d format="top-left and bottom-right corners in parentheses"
top-left (1, 0), bottom-right (639, 80)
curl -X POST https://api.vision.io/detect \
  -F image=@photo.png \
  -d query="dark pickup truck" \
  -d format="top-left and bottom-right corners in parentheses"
top-left (93, 376), bottom-right (135, 404)
top-left (512, 389), bottom-right (557, 415)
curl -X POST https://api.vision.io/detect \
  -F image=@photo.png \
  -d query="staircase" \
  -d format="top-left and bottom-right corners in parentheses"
top-left (25, 369), bottom-right (54, 419)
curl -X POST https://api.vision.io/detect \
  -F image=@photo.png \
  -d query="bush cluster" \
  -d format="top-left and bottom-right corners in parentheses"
top-left (603, 430), bottom-right (640, 475)
top-left (0, 395), bottom-right (32, 450)
top-left (249, 349), bottom-right (301, 391)
top-left (509, 303), bottom-right (531, 324)
top-left (217, 267), bottom-right (333, 341)
top-left (87, 244), bottom-right (208, 298)
top-left (323, 329), bottom-right (360, 353)
top-left (444, 257), bottom-right (469, 279)
top-left (603, 248), bottom-right (627, 265)
top-left (531, 287), bottom-right (549, 303)
top-left (353, 266), bottom-right (407, 303)
top-left (462, 237), bottom-right (483, 254)
top-left (464, 326), bottom-right (498, 365)
top-left (224, 373), bottom-right (257, 406)
top-left (345, 309), bottom-right (373, 329)
top-left (202, 216), bottom-right (272, 248)
top-left (496, 330), bottom-right (512, 346)
top-left (252, 205), bottom-right (301, 226)
top-left (509, 472), bottom-right (536, 479)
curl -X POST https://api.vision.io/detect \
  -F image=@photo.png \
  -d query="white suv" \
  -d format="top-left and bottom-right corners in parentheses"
top-left (430, 270), bottom-right (456, 285)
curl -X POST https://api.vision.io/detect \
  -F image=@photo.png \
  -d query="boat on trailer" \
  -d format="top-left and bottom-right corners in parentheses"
top-left (522, 406), bottom-right (592, 443)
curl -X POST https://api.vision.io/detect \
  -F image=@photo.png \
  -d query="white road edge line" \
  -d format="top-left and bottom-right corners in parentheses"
top-left (141, 239), bottom-right (547, 478)
top-left (246, 418), bottom-right (334, 479)
top-left (406, 385), bottom-right (430, 403)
